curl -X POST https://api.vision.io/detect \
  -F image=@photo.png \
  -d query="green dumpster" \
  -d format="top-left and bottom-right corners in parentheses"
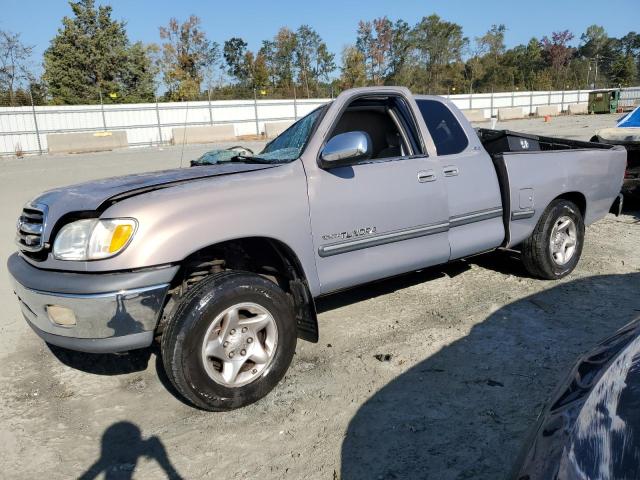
top-left (588, 89), bottom-right (620, 114)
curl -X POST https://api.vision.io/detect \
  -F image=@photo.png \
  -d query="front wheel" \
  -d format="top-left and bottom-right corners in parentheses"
top-left (521, 199), bottom-right (585, 279)
top-left (161, 271), bottom-right (297, 411)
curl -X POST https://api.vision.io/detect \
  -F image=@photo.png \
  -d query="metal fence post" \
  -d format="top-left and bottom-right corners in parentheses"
top-left (98, 90), bottom-right (107, 130)
top-left (529, 91), bottom-right (534, 116)
top-left (490, 91), bottom-right (494, 117)
top-left (577, 89), bottom-right (581, 104)
top-left (469, 93), bottom-right (472, 110)
top-left (207, 88), bottom-right (214, 125)
top-left (293, 85), bottom-right (298, 121)
top-left (29, 90), bottom-right (42, 155)
top-left (155, 97), bottom-right (163, 146)
top-left (253, 88), bottom-right (260, 136)
top-left (548, 91), bottom-right (552, 106)
top-left (561, 90), bottom-right (565, 112)
top-left (511, 90), bottom-right (514, 107)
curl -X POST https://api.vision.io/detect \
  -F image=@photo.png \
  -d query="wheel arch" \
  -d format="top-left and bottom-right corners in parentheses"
top-left (554, 191), bottom-right (587, 219)
top-left (166, 236), bottom-right (319, 343)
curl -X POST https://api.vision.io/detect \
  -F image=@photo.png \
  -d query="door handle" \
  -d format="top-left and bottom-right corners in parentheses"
top-left (443, 166), bottom-right (459, 177)
top-left (417, 170), bottom-right (436, 183)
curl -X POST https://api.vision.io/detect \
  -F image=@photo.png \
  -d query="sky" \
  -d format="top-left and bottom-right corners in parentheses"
top-left (1, 0), bottom-right (639, 74)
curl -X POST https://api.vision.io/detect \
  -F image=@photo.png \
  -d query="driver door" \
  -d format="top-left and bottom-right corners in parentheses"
top-left (302, 89), bottom-right (450, 295)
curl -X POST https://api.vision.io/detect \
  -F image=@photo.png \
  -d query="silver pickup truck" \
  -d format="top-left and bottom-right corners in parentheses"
top-left (8, 87), bottom-right (626, 410)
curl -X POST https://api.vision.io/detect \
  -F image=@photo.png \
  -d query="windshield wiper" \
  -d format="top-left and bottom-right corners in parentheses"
top-left (229, 155), bottom-right (277, 164)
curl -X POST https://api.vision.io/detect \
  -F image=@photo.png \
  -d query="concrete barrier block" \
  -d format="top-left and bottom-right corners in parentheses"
top-left (264, 121), bottom-right (294, 138)
top-left (47, 131), bottom-right (128, 154)
top-left (536, 105), bottom-right (560, 117)
top-left (568, 103), bottom-right (589, 115)
top-left (172, 125), bottom-right (236, 145)
top-left (462, 109), bottom-right (487, 122)
top-left (497, 107), bottom-right (524, 121)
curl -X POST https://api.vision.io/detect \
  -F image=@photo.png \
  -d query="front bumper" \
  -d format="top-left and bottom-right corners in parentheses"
top-left (7, 253), bottom-right (178, 353)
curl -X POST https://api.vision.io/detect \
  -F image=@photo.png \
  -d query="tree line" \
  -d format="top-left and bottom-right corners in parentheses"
top-left (1, 0), bottom-right (639, 106)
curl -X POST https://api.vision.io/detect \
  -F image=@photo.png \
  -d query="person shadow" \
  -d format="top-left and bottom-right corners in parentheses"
top-left (340, 270), bottom-right (640, 480)
top-left (79, 421), bottom-right (183, 480)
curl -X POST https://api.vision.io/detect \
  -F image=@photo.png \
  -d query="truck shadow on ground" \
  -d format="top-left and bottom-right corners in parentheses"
top-left (47, 343), bottom-right (187, 404)
top-left (316, 260), bottom-right (471, 314)
top-left (47, 344), bottom-right (153, 375)
top-left (623, 197), bottom-right (640, 220)
top-left (78, 421), bottom-right (183, 480)
top-left (340, 272), bottom-right (640, 480)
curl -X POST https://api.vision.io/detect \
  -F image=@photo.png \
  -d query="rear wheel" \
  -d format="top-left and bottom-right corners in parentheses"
top-left (161, 271), bottom-right (297, 411)
top-left (521, 199), bottom-right (585, 279)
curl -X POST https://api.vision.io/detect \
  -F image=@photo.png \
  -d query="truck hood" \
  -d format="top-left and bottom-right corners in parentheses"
top-left (30, 163), bottom-right (280, 240)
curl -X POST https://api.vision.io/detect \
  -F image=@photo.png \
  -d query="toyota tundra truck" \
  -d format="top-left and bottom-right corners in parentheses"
top-left (7, 87), bottom-right (627, 410)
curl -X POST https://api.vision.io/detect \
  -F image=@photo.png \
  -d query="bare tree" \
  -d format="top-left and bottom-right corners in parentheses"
top-left (0, 30), bottom-right (34, 105)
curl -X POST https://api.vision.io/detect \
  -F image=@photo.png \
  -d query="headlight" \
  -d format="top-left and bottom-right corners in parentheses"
top-left (53, 218), bottom-right (137, 260)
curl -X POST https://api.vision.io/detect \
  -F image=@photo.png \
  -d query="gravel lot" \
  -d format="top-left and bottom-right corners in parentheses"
top-left (1, 114), bottom-right (639, 479)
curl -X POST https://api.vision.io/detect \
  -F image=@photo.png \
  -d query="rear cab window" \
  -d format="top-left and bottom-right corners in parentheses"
top-left (416, 99), bottom-right (469, 155)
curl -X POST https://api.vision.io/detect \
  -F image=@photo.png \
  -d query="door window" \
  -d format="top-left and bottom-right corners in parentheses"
top-left (326, 96), bottom-right (423, 161)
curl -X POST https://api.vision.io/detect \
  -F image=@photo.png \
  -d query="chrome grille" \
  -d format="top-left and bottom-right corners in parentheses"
top-left (16, 203), bottom-right (47, 252)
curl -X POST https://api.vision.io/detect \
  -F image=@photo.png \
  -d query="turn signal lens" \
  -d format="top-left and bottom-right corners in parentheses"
top-left (109, 224), bottom-right (134, 253)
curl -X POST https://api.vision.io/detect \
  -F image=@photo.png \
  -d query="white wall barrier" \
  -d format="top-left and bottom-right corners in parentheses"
top-left (0, 98), bottom-right (325, 155)
top-left (1, 87), bottom-right (639, 156)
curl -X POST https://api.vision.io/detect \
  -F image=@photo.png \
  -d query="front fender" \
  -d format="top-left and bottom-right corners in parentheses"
top-left (41, 161), bottom-right (322, 297)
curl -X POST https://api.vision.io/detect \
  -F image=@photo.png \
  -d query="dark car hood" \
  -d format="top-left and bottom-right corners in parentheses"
top-left (511, 317), bottom-right (640, 480)
top-left (30, 163), bottom-right (279, 240)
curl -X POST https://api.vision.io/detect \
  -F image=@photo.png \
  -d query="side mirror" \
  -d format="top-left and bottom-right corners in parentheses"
top-left (319, 131), bottom-right (372, 168)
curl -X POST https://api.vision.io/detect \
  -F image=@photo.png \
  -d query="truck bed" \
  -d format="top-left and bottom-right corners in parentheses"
top-left (476, 129), bottom-right (627, 248)
top-left (476, 128), bottom-right (615, 155)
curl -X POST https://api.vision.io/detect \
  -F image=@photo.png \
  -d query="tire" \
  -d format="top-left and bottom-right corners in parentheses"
top-left (161, 270), bottom-right (297, 411)
top-left (521, 199), bottom-right (585, 280)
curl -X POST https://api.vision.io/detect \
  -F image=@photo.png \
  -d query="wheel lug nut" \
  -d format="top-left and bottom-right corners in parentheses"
top-left (240, 349), bottom-right (246, 356)
top-left (223, 341), bottom-right (229, 347)
top-left (230, 329), bottom-right (236, 335)
top-left (241, 327), bottom-right (248, 333)
top-left (228, 352), bottom-right (235, 358)
top-left (252, 369), bottom-right (257, 374)
top-left (247, 337), bottom-right (253, 343)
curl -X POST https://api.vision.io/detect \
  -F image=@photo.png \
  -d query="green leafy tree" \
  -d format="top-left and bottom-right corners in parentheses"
top-left (507, 39), bottom-right (546, 90)
top-left (43, 0), bottom-right (155, 104)
top-left (294, 25), bottom-right (334, 97)
top-left (610, 54), bottom-right (637, 86)
top-left (223, 38), bottom-right (270, 90)
top-left (580, 25), bottom-right (608, 59)
top-left (223, 37), bottom-right (250, 83)
top-left (387, 19), bottom-right (413, 85)
top-left (339, 45), bottom-right (366, 89)
top-left (259, 39), bottom-right (278, 87)
top-left (258, 28), bottom-right (298, 94)
top-left (294, 25), bottom-right (320, 97)
top-left (578, 25), bottom-right (610, 87)
top-left (356, 17), bottom-right (393, 85)
top-left (158, 15), bottom-right (219, 101)
top-left (410, 15), bottom-right (468, 93)
top-left (272, 27), bottom-right (298, 89)
top-left (476, 25), bottom-right (507, 90)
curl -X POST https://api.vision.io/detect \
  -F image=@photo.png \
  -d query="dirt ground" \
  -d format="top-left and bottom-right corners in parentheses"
top-left (1, 114), bottom-right (639, 479)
